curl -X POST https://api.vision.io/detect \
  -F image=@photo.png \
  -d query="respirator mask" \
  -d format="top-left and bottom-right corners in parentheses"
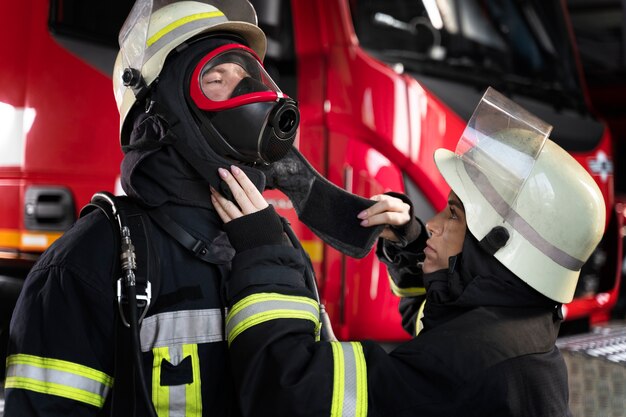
top-left (188, 43), bottom-right (299, 165)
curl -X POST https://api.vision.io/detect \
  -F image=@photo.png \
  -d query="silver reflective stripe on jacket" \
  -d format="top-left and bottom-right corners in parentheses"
top-left (140, 308), bottom-right (224, 352)
top-left (141, 308), bottom-right (224, 416)
top-left (5, 354), bottom-right (113, 408)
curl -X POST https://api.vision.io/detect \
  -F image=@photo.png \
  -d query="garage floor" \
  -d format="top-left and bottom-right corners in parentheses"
top-left (558, 321), bottom-right (626, 417)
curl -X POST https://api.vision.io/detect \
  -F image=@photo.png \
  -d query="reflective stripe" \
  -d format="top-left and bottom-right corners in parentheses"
top-left (387, 274), bottom-right (426, 297)
top-left (226, 293), bottom-right (320, 345)
top-left (140, 309), bottom-right (224, 352)
top-left (330, 342), bottom-right (368, 417)
top-left (153, 347), bottom-right (171, 417)
top-left (415, 300), bottom-right (426, 336)
top-left (5, 354), bottom-right (112, 408)
top-left (145, 12), bottom-right (227, 61)
top-left (465, 162), bottom-right (585, 270)
top-left (185, 344), bottom-right (202, 417)
top-left (152, 344), bottom-right (202, 417)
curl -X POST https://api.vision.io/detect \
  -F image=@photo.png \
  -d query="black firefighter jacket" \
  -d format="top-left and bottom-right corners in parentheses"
top-left (5, 202), bottom-right (251, 416)
top-left (224, 210), bottom-right (573, 417)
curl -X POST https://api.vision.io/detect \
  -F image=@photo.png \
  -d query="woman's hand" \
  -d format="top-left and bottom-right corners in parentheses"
top-left (357, 194), bottom-right (411, 241)
top-left (210, 165), bottom-right (268, 223)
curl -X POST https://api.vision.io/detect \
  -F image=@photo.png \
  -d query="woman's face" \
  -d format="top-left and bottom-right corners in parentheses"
top-left (423, 191), bottom-right (467, 273)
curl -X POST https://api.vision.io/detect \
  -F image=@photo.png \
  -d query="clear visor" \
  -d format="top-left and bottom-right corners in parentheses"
top-left (456, 87), bottom-right (552, 218)
top-left (190, 45), bottom-right (282, 111)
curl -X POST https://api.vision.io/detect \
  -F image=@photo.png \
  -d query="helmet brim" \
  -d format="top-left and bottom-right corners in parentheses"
top-left (197, 21), bottom-right (267, 60)
top-left (433, 148), bottom-right (468, 210)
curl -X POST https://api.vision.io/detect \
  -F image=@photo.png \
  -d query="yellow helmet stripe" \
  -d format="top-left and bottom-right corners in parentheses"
top-left (147, 11), bottom-right (225, 47)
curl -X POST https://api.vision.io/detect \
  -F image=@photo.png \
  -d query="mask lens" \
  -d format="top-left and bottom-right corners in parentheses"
top-left (198, 49), bottom-right (279, 103)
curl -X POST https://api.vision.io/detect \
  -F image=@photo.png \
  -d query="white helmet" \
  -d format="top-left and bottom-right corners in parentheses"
top-left (112, 0), bottom-right (266, 146)
top-left (434, 87), bottom-right (606, 303)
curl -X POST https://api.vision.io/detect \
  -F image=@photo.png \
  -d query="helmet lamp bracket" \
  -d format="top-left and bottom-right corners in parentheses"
top-left (123, 67), bottom-right (151, 103)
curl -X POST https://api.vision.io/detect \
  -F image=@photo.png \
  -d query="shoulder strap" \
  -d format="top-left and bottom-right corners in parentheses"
top-left (147, 206), bottom-right (235, 265)
top-left (79, 192), bottom-right (161, 417)
top-left (80, 193), bottom-right (160, 300)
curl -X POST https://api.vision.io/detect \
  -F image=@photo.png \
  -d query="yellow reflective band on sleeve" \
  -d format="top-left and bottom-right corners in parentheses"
top-left (226, 293), bottom-right (320, 346)
top-left (147, 11), bottom-right (225, 47)
top-left (387, 273), bottom-right (426, 297)
top-left (415, 300), bottom-right (427, 336)
top-left (5, 354), bottom-right (113, 408)
top-left (330, 342), bottom-right (368, 417)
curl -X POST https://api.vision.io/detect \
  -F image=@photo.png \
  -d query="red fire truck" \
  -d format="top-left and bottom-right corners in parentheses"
top-left (0, 0), bottom-right (623, 377)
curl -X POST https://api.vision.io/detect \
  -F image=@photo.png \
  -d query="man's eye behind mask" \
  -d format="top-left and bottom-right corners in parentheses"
top-left (191, 44), bottom-right (283, 112)
top-left (188, 44), bottom-right (300, 165)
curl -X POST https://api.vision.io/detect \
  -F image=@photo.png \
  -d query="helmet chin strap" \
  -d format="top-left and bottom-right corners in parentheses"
top-left (479, 226), bottom-right (510, 256)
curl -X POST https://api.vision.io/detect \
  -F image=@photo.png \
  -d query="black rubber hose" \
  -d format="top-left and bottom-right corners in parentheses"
top-left (127, 283), bottom-right (159, 417)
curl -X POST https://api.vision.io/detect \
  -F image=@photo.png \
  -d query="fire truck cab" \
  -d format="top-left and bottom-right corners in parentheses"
top-left (0, 0), bottom-right (622, 378)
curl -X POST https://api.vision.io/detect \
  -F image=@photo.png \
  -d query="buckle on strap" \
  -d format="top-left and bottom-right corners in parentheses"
top-left (117, 279), bottom-right (152, 328)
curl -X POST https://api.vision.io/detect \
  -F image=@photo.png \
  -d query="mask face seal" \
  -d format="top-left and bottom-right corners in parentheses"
top-left (188, 43), bottom-right (299, 164)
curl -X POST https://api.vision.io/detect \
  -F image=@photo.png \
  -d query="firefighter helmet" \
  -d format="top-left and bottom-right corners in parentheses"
top-left (112, 0), bottom-right (267, 146)
top-left (434, 87), bottom-right (606, 303)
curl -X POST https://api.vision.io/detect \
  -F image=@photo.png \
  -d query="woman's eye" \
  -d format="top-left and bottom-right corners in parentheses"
top-left (449, 207), bottom-right (458, 219)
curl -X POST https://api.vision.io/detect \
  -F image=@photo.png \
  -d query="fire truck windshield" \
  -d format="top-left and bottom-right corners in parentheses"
top-left (350, 0), bottom-right (587, 112)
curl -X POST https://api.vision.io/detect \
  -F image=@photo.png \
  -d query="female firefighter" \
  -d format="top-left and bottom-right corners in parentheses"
top-left (213, 88), bottom-right (605, 416)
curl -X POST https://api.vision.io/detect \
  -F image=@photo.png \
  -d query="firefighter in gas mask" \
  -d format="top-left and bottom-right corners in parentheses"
top-left (4, 1), bottom-right (307, 416)
top-left (212, 87), bottom-right (606, 416)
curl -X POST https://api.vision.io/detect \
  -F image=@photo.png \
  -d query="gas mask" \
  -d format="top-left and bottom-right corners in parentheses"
top-left (113, 0), bottom-right (384, 259)
top-left (188, 44), bottom-right (299, 165)
top-left (183, 42), bottom-right (384, 258)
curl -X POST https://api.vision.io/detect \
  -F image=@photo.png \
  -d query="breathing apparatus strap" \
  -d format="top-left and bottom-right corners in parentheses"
top-left (79, 193), bottom-right (159, 417)
top-left (147, 207), bottom-right (235, 264)
top-left (80, 193), bottom-right (156, 325)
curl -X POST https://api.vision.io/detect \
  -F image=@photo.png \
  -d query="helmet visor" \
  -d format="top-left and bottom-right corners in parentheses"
top-left (190, 44), bottom-right (283, 111)
top-left (455, 87), bottom-right (552, 220)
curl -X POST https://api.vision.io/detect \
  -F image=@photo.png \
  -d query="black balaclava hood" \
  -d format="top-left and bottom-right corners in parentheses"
top-left (121, 37), bottom-right (266, 208)
top-left (120, 36), bottom-right (385, 258)
top-left (420, 231), bottom-right (557, 332)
